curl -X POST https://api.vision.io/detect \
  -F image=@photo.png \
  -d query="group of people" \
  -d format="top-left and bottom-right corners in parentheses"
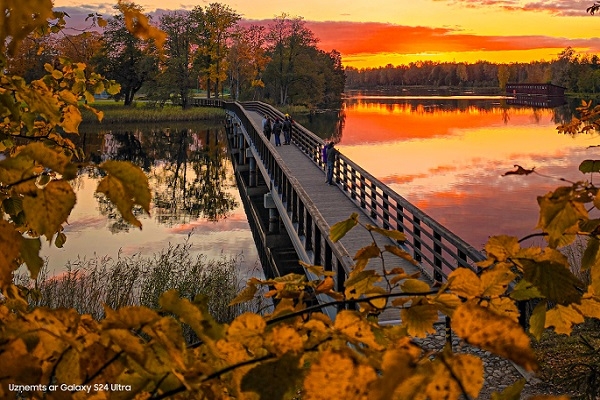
top-left (262, 114), bottom-right (293, 146)
top-left (262, 113), bottom-right (338, 186)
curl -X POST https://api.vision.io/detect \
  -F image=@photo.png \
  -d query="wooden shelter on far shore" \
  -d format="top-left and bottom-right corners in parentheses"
top-left (505, 83), bottom-right (566, 97)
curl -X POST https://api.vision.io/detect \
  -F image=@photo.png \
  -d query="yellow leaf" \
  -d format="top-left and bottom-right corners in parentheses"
top-left (315, 277), bottom-right (335, 293)
top-left (369, 338), bottom-right (421, 400)
top-left (491, 378), bottom-right (526, 400)
top-left (486, 297), bottom-right (520, 322)
top-left (520, 255), bottom-right (583, 305)
top-left (102, 306), bottom-right (160, 330)
top-left (401, 304), bottom-right (439, 337)
top-left (23, 180), bottom-right (76, 241)
top-left (400, 279), bottom-right (431, 293)
top-left (510, 279), bottom-right (544, 301)
top-left (537, 188), bottom-right (588, 248)
top-left (159, 290), bottom-right (225, 342)
top-left (20, 238), bottom-right (43, 280)
top-left (267, 325), bottom-right (303, 355)
top-left (544, 304), bottom-right (584, 335)
top-left (329, 212), bottom-right (358, 242)
top-left (300, 262), bottom-right (335, 277)
top-left (0, 220), bottom-right (22, 288)
top-left (353, 243), bottom-right (380, 271)
top-left (100, 160), bottom-right (150, 211)
top-left (303, 350), bottom-right (377, 400)
top-left (96, 161), bottom-right (150, 229)
top-left (229, 283), bottom-right (258, 305)
top-left (241, 354), bottom-right (303, 399)
top-left (334, 310), bottom-right (384, 350)
top-left (453, 302), bottom-right (537, 371)
top-left (447, 268), bottom-right (481, 298)
top-left (429, 352), bottom-right (484, 399)
top-left (228, 313), bottom-right (266, 347)
top-left (105, 329), bottom-right (147, 366)
top-left (484, 235), bottom-right (520, 263)
top-left (366, 224), bottom-right (407, 241)
top-left (384, 244), bottom-right (418, 265)
top-left (581, 236), bottom-right (600, 271)
top-left (573, 296), bottom-right (600, 319)
top-left (60, 104), bottom-right (82, 133)
top-left (480, 265), bottom-right (515, 297)
top-left (20, 142), bottom-right (78, 178)
top-left (529, 300), bottom-right (547, 341)
top-left (344, 270), bottom-right (381, 299)
top-left (432, 293), bottom-right (461, 315)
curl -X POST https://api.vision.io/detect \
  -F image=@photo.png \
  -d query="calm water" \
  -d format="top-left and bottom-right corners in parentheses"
top-left (41, 123), bottom-right (263, 278)
top-left (301, 93), bottom-right (597, 250)
top-left (41, 95), bottom-right (598, 276)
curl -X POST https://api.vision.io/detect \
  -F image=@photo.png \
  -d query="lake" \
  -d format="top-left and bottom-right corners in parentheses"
top-left (300, 93), bottom-right (597, 250)
top-left (40, 94), bottom-right (598, 277)
top-left (41, 123), bottom-right (263, 279)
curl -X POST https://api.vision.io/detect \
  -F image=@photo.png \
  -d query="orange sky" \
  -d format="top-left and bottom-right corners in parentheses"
top-left (53, 0), bottom-right (600, 68)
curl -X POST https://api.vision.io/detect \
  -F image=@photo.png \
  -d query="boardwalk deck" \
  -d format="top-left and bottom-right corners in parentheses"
top-left (244, 110), bottom-right (429, 323)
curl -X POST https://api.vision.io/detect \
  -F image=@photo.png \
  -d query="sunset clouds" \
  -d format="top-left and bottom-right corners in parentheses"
top-left (54, 0), bottom-right (600, 67)
top-left (304, 20), bottom-right (600, 57)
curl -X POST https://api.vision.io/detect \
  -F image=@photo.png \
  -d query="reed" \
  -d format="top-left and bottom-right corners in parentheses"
top-left (14, 241), bottom-right (263, 327)
top-left (82, 102), bottom-right (225, 124)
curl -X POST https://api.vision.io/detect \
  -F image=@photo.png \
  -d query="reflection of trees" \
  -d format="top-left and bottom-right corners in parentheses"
top-left (84, 124), bottom-right (237, 232)
top-left (293, 107), bottom-right (346, 142)
top-left (146, 128), bottom-right (238, 226)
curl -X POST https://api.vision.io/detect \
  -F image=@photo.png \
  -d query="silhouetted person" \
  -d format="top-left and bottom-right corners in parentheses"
top-left (326, 142), bottom-right (337, 185)
top-left (273, 118), bottom-right (283, 146)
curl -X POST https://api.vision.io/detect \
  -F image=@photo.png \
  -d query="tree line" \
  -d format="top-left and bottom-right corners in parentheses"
top-left (345, 47), bottom-right (600, 94)
top-left (4, 3), bottom-right (345, 109)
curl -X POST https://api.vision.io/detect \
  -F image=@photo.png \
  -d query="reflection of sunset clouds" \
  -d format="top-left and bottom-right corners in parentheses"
top-left (167, 213), bottom-right (253, 234)
top-left (339, 101), bottom-right (597, 248)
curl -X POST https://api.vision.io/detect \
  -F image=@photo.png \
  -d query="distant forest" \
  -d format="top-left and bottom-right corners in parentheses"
top-left (345, 47), bottom-right (600, 94)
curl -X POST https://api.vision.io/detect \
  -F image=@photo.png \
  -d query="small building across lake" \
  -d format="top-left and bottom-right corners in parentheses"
top-left (505, 83), bottom-right (566, 97)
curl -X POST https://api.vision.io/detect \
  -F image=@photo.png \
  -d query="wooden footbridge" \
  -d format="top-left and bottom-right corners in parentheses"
top-left (193, 98), bottom-right (485, 322)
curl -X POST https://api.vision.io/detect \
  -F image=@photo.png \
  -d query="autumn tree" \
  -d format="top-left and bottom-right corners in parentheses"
top-left (262, 14), bottom-right (344, 107)
top-left (227, 25), bottom-right (270, 100)
top-left (3, 34), bottom-right (56, 81)
top-left (159, 11), bottom-right (195, 108)
top-left (95, 4), bottom-right (160, 105)
top-left (55, 31), bottom-right (103, 68)
top-left (194, 3), bottom-right (240, 99)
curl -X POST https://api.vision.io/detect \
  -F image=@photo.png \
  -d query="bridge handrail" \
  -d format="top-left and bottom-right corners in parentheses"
top-left (224, 101), bottom-right (356, 278)
top-left (239, 101), bottom-right (485, 282)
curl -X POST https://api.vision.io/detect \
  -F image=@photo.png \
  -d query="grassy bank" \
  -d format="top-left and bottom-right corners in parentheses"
top-left (82, 101), bottom-right (225, 124)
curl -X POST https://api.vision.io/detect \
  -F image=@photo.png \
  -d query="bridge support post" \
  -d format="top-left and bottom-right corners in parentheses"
top-left (247, 148), bottom-right (256, 187)
top-left (238, 134), bottom-right (246, 165)
top-left (264, 193), bottom-right (279, 234)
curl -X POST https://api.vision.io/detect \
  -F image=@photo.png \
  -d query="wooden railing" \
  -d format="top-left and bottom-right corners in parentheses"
top-left (224, 102), bottom-right (355, 302)
top-left (239, 101), bottom-right (486, 282)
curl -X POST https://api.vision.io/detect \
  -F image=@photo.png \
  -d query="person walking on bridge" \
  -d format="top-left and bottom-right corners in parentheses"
top-left (272, 118), bottom-right (283, 146)
top-left (326, 142), bottom-right (337, 185)
top-left (282, 114), bottom-right (293, 145)
top-left (263, 115), bottom-right (272, 141)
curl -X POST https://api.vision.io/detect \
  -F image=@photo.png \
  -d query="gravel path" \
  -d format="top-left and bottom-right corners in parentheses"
top-left (414, 323), bottom-right (568, 399)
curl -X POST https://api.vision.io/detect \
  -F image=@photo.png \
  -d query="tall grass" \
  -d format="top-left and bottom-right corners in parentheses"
top-left (82, 102), bottom-right (225, 124)
top-left (14, 241), bottom-right (263, 327)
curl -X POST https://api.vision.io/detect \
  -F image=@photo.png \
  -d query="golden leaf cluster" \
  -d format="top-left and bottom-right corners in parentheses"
top-left (1, 1), bottom-right (598, 399)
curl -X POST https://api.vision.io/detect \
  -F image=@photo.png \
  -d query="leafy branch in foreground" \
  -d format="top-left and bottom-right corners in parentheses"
top-left (0, 1), bottom-right (598, 399)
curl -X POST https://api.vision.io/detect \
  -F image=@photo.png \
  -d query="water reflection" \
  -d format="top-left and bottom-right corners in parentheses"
top-left (299, 94), bottom-right (599, 251)
top-left (42, 123), bottom-right (259, 277)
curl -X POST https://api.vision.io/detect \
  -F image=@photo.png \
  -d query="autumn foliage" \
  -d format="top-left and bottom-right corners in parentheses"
top-left (1, 1), bottom-right (600, 400)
